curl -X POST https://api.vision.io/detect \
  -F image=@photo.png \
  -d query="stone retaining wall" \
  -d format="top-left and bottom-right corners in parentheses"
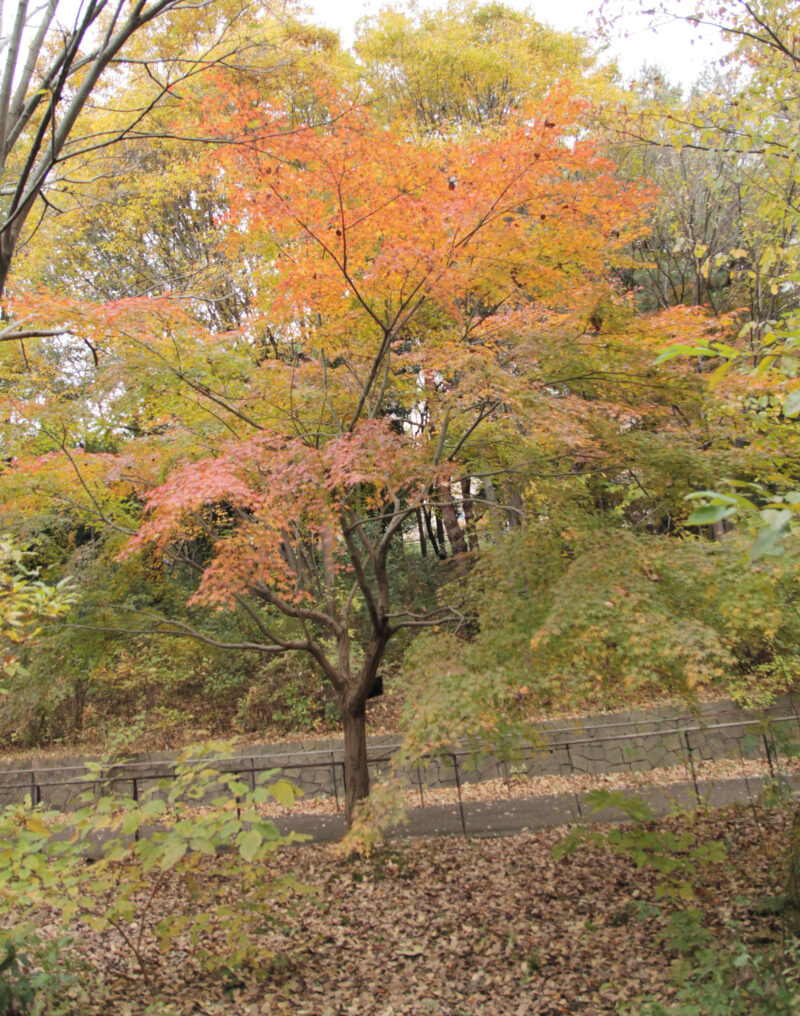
top-left (1, 695), bottom-right (797, 810)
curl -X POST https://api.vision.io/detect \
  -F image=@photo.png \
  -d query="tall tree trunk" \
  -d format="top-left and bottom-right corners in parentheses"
top-left (438, 482), bottom-right (468, 556)
top-left (321, 525), bottom-right (335, 617)
top-left (415, 507), bottom-right (427, 557)
top-left (460, 476), bottom-right (479, 551)
top-left (503, 483), bottom-right (524, 529)
top-left (483, 477), bottom-right (504, 539)
top-left (342, 705), bottom-right (369, 826)
top-left (0, 247), bottom-right (12, 300)
top-left (435, 506), bottom-right (446, 551)
top-left (423, 504), bottom-right (445, 558)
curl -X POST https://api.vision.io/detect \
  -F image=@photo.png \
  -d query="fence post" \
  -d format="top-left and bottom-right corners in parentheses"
top-left (132, 776), bottom-right (140, 841)
top-left (762, 728), bottom-right (777, 780)
top-left (330, 752), bottom-right (340, 812)
top-left (683, 729), bottom-right (700, 803)
top-left (452, 753), bottom-right (467, 836)
top-left (416, 764), bottom-right (425, 808)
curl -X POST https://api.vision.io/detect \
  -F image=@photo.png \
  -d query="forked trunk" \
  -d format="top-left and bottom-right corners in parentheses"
top-left (342, 706), bottom-right (369, 826)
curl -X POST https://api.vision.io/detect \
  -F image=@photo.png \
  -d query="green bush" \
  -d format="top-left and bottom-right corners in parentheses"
top-left (0, 940), bottom-right (35, 1016)
top-left (403, 519), bottom-right (800, 744)
top-left (635, 934), bottom-right (800, 1015)
top-left (235, 662), bottom-right (332, 735)
top-left (0, 744), bottom-right (304, 998)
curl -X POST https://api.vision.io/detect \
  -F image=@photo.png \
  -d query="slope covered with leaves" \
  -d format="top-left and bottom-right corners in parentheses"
top-left (19, 806), bottom-right (794, 1015)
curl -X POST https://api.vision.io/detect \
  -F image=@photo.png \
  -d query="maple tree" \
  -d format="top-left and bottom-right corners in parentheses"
top-left (0, 70), bottom-right (678, 821)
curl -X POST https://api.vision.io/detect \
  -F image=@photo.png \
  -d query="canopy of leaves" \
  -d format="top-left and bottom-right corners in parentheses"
top-left (0, 0), bottom-right (797, 763)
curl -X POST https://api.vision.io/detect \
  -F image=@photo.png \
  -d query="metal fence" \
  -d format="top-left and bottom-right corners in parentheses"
top-left (1, 709), bottom-right (798, 835)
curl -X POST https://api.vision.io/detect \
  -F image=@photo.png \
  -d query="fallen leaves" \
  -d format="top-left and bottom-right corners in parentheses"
top-left (18, 804), bottom-right (791, 1015)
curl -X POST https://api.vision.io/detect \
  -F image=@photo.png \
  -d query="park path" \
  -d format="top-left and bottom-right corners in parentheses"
top-left (272, 772), bottom-right (798, 844)
top-left (1, 694), bottom-right (797, 846)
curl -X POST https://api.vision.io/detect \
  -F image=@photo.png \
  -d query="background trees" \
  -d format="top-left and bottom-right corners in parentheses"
top-left (0, 535), bottom-right (72, 688)
top-left (353, 1), bottom-right (604, 130)
top-left (0, 0), bottom-right (289, 302)
top-left (604, 1), bottom-right (800, 548)
top-left (11, 5), bottom-right (342, 318)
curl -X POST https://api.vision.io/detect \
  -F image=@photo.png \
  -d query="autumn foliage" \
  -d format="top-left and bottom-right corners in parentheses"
top-left (0, 73), bottom-right (720, 820)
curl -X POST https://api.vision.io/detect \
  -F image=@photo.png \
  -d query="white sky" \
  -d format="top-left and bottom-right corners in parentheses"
top-left (307, 0), bottom-right (730, 90)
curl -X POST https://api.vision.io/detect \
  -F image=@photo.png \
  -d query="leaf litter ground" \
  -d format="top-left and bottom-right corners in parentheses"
top-left (40, 804), bottom-right (790, 1015)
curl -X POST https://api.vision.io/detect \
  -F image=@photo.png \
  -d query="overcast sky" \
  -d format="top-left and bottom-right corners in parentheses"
top-left (307, 0), bottom-right (730, 90)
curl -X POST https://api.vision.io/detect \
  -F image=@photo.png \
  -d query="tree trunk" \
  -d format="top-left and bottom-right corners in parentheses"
top-left (483, 477), bottom-right (504, 539)
top-left (342, 706), bottom-right (369, 826)
top-left (435, 507), bottom-right (446, 551)
top-left (321, 525), bottom-right (336, 617)
top-left (503, 483), bottom-right (524, 529)
top-left (415, 507), bottom-right (427, 557)
top-left (460, 476), bottom-right (479, 552)
top-left (0, 247), bottom-right (12, 300)
top-left (423, 504), bottom-right (446, 558)
top-left (438, 482), bottom-right (468, 556)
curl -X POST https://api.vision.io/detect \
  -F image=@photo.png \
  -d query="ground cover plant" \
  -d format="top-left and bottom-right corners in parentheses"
top-left (0, 745), bottom-right (304, 1013)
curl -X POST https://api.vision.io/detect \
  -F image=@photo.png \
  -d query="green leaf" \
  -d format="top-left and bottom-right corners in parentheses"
top-left (253, 819), bottom-right (280, 840)
top-left (707, 359), bottom-right (734, 390)
top-left (159, 839), bottom-right (188, 871)
top-left (60, 899), bottom-right (78, 922)
top-left (269, 779), bottom-right (297, 808)
top-left (760, 508), bottom-right (792, 529)
top-left (583, 790), bottom-right (653, 822)
top-left (677, 882), bottom-right (695, 900)
top-left (685, 490), bottom-right (737, 504)
top-left (122, 811), bottom-right (141, 836)
top-left (238, 829), bottom-right (262, 862)
top-left (552, 830), bottom-right (584, 861)
top-left (139, 798), bottom-right (167, 818)
top-left (784, 389), bottom-right (800, 417)
top-left (749, 514), bottom-right (791, 561)
top-left (686, 505), bottom-right (736, 525)
top-left (189, 837), bottom-right (217, 856)
top-left (653, 344), bottom-right (713, 365)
